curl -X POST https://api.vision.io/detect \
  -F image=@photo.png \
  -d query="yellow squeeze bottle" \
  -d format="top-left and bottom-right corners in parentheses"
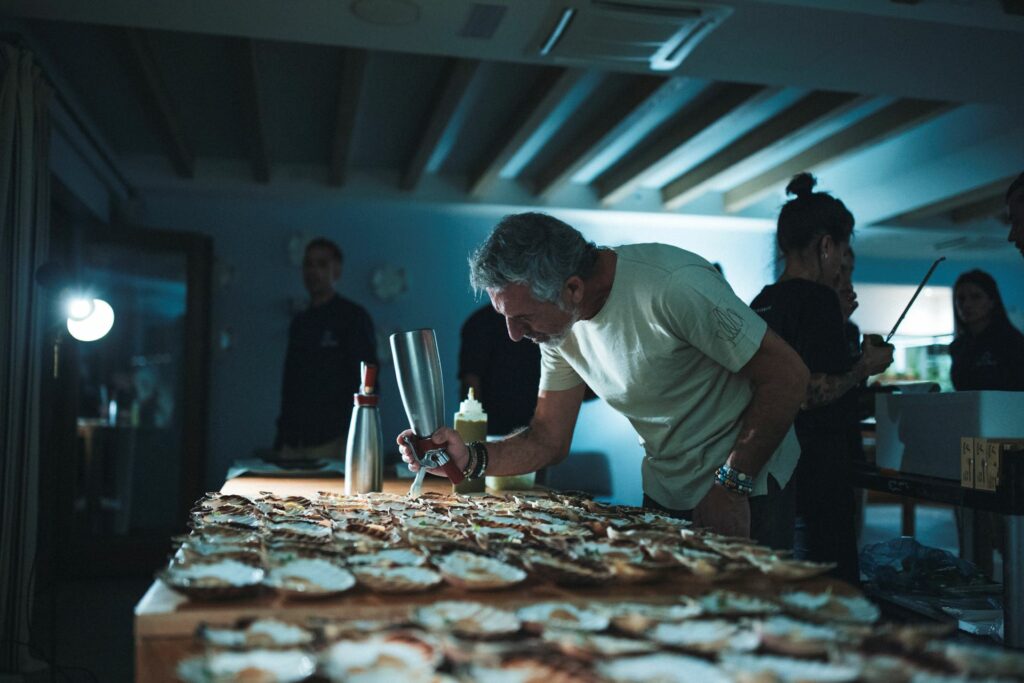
top-left (453, 389), bottom-right (487, 494)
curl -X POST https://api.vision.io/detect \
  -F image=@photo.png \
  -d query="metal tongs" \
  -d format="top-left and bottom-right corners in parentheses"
top-left (404, 436), bottom-right (457, 498)
top-left (884, 256), bottom-right (946, 343)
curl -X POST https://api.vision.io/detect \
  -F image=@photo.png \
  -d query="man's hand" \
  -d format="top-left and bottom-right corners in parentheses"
top-left (692, 484), bottom-right (751, 539)
top-left (396, 427), bottom-right (469, 477)
top-left (860, 335), bottom-right (895, 377)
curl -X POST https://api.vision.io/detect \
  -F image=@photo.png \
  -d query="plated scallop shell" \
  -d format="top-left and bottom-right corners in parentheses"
top-left (756, 616), bottom-right (845, 656)
top-left (648, 619), bottom-right (759, 654)
top-left (354, 565), bottom-right (443, 594)
top-left (720, 654), bottom-right (861, 682)
top-left (160, 559), bottom-right (265, 600)
top-left (346, 548), bottom-right (427, 567)
top-left (598, 653), bottom-right (732, 683)
top-left (542, 629), bottom-right (658, 658)
top-left (433, 551), bottom-right (526, 590)
top-left (516, 602), bottom-right (610, 632)
top-left (265, 558), bottom-right (355, 597)
top-left (699, 590), bottom-right (781, 616)
top-left (200, 618), bottom-right (315, 649)
top-left (413, 601), bottom-right (521, 638)
top-left (746, 555), bottom-right (836, 580)
top-left (177, 648), bottom-right (316, 683)
top-left (606, 600), bottom-right (703, 636)
top-left (322, 632), bottom-right (442, 681)
top-left (780, 591), bottom-right (880, 625)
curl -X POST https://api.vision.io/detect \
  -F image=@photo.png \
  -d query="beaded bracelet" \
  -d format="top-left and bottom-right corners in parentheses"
top-left (714, 463), bottom-right (753, 496)
top-left (461, 444), bottom-right (478, 480)
top-left (466, 441), bottom-right (489, 480)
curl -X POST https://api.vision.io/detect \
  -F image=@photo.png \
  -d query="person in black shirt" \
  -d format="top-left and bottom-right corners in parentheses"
top-left (950, 269), bottom-right (1024, 392)
top-left (458, 305), bottom-right (541, 435)
top-left (275, 238), bottom-right (378, 460)
top-left (750, 173), bottom-right (893, 583)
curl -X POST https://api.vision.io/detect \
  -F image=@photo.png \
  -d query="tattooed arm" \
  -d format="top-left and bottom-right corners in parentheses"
top-left (804, 339), bottom-right (894, 409)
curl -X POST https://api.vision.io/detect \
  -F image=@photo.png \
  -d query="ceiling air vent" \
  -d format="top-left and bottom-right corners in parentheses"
top-left (537, 0), bottom-right (732, 71)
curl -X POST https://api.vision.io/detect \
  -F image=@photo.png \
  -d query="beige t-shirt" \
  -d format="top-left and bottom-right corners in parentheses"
top-left (539, 244), bottom-right (800, 510)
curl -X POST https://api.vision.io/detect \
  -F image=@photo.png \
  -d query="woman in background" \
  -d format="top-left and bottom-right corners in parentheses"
top-left (751, 173), bottom-right (893, 584)
top-left (950, 269), bottom-right (1024, 392)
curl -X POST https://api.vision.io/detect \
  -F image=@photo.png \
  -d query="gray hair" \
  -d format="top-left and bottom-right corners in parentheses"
top-left (469, 212), bottom-right (600, 305)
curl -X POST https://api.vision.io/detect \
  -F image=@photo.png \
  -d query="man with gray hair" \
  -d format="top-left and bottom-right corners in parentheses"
top-left (399, 213), bottom-right (809, 544)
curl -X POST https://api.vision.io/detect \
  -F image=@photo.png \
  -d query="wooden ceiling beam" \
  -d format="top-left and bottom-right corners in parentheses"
top-left (883, 175), bottom-right (1015, 225)
top-left (237, 38), bottom-right (269, 183)
top-left (329, 48), bottom-right (367, 187)
top-left (400, 59), bottom-right (479, 192)
top-left (118, 27), bottom-right (194, 179)
top-left (660, 90), bottom-right (860, 210)
top-left (594, 82), bottom-right (764, 206)
top-left (723, 98), bottom-right (952, 214)
top-left (467, 67), bottom-right (581, 198)
top-left (529, 74), bottom-right (666, 198)
top-left (952, 194), bottom-right (1009, 224)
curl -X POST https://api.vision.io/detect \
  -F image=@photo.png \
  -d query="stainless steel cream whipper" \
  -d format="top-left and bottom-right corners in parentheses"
top-left (390, 329), bottom-right (465, 496)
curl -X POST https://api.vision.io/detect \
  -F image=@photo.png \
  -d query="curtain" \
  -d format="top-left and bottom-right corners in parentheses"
top-left (0, 43), bottom-right (51, 672)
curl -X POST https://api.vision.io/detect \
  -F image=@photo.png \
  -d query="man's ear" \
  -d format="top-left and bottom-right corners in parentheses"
top-left (564, 276), bottom-right (585, 305)
top-left (820, 235), bottom-right (835, 261)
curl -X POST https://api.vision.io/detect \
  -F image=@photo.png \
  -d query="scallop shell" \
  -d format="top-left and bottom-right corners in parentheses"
top-left (413, 601), bottom-right (521, 638)
top-left (516, 602), bottom-right (610, 632)
top-left (200, 618), bottom-right (315, 649)
top-left (699, 590), bottom-right (781, 616)
top-left (519, 549), bottom-right (612, 586)
top-left (346, 548), bottom-right (427, 567)
top-left (606, 600), bottom-right (703, 636)
top-left (354, 566), bottom-right (443, 594)
top-left (648, 619), bottom-right (759, 654)
top-left (160, 559), bottom-right (265, 600)
top-left (598, 653), bottom-right (732, 683)
top-left (322, 633), bottom-right (442, 681)
top-left (756, 616), bottom-right (844, 656)
top-left (542, 629), bottom-right (658, 659)
top-left (780, 591), bottom-right (880, 625)
top-left (930, 641), bottom-right (1024, 678)
top-left (720, 654), bottom-right (861, 682)
top-left (265, 558), bottom-right (355, 597)
top-left (433, 551), bottom-right (526, 590)
top-left (747, 555), bottom-right (836, 580)
top-left (177, 649), bottom-right (316, 683)
top-left (266, 520), bottom-right (333, 541)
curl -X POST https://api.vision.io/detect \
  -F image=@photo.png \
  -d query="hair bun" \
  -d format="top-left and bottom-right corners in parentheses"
top-left (785, 173), bottom-right (817, 198)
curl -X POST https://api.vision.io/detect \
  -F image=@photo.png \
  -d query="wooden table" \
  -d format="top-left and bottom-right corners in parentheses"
top-left (135, 476), bottom-right (850, 682)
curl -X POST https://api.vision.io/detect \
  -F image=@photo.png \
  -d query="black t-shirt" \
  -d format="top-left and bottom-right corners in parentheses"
top-left (950, 319), bottom-right (1024, 392)
top-left (750, 279), bottom-right (852, 444)
top-left (276, 295), bottom-right (378, 448)
top-left (458, 305), bottom-right (541, 435)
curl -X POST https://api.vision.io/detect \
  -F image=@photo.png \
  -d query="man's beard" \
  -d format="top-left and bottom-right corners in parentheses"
top-left (538, 307), bottom-right (581, 349)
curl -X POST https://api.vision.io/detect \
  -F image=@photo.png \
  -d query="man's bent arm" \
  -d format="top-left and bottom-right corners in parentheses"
top-left (484, 383), bottom-right (587, 476)
top-left (727, 329), bottom-right (808, 477)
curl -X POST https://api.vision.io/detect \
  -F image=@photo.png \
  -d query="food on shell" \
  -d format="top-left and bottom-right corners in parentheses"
top-left (746, 555), bottom-right (836, 580)
top-left (699, 590), bottom-right (781, 616)
top-left (265, 558), bottom-right (355, 597)
top-left (161, 559), bottom-right (265, 600)
top-left (200, 618), bottom-right (315, 649)
top-left (542, 629), bottom-right (658, 658)
top-left (598, 653), bottom-right (732, 683)
top-left (756, 616), bottom-right (845, 656)
top-left (606, 600), bottom-right (703, 636)
top-left (354, 565), bottom-right (443, 593)
top-left (433, 551), bottom-right (526, 590)
top-left (265, 520), bottom-right (333, 541)
top-left (346, 548), bottom-right (427, 567)
top-left (322, 633), bottom-right (441, 681)
top-left (648, 619), bottom-right (759, 654)
top-left (780, 591), bottom-right (880, 624)
top-left (720, 654), bottom-right (861, 683)
top-left (177, 648), bottom-right (316, 683)
top-left (929, 641), bottom-right (1024, 678)
top-left (519, 549), bottom-right (612, 586)
top-left (516, 602), bottom-right (610, 632)
top-left (413, 601), bottom-right (521, 638)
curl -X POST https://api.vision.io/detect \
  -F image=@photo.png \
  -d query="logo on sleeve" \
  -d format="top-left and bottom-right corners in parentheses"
top-left (712, 307), bottom-right (743, 344)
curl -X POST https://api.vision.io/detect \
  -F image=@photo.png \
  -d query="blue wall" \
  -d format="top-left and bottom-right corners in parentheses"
top-left (855, 255), bottom-right (1024, 326)
top-left (134, 193), bottom-right (780, 503)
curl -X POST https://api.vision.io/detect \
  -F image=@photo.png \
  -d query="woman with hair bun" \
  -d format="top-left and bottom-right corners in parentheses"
top-left (750, 173), bottom-right (894, 584)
